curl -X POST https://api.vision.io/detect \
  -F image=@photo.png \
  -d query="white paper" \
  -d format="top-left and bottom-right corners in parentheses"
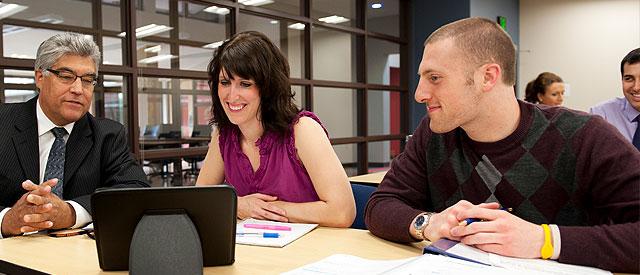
top-left (283, 241), bottom-right (613, 275)
top-left (489, 253), bottom-right (611, 275)
top-left (281, 254), bottom-right (415, 275)
top-left (236, 219), bottom-right (318, 248)
top-left (443, 242), bottom-right (611, 275)
top-left (283, 254), bottom-right (529, 275)
top-left (385, 254), bottom-right (532, 275)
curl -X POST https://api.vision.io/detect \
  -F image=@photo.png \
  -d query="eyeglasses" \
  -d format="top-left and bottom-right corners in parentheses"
top-left (46, 68), bottom-right (98, 87)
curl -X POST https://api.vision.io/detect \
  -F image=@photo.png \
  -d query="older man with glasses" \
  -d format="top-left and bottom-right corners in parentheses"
top-left (0, 32), bottom-right (149, 238)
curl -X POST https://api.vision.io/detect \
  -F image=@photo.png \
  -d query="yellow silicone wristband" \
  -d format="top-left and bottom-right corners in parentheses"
top-left (540, 224), bottom-right (553, 259)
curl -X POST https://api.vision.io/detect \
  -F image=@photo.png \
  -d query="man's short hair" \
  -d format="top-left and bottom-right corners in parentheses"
top-left (34, 32), bottom-right (101, 75)
top-left (621, 48), bottom-right (640, 76)
top-left (424, 17), bottom-right (516, 86)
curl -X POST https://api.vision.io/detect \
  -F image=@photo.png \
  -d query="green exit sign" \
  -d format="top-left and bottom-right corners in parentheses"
top-left (497, 16), bottom-right (507, 30)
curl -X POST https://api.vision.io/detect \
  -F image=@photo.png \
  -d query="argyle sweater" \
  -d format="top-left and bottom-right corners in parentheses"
top-left (365, 101), bottom-right (640, 273)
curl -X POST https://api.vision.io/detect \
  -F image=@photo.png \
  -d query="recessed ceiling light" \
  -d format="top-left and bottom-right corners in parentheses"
top-left (288, 23), bottom-right (305, 30)
top-left (203, 6), bottom-right (230, 15)
top-left (144, 45), bottom-right (162, 53)
top-left (118, 24), bottom-right (173, 38)
top-left (270, 20), bottom-right (279, 24)
top-left (138, 54), bottom-right (176, 64)
top-left (239, 0), bottom-right (274, 7)
top-left (318, 15), bottom-right (350, 24)
top-left (103, 81), bottom-right (122, 87)
top-left (4, 77), bottom-right (34, 84)
top-left (0, 3), bottom-right (28, 20)
top-left (202, 40), bottom-right (225, 49)
top-left (9, 53), bottom-right (32, 59)
top-left (371, 3), bottom-right (383, 9)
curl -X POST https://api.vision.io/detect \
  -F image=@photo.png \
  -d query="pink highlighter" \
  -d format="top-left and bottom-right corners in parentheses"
top-left (243, 223), bottom-right (292, 231)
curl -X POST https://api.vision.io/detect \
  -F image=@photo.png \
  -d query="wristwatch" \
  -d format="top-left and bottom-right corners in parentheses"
top-left (413, 212), bottom-right (433, 241)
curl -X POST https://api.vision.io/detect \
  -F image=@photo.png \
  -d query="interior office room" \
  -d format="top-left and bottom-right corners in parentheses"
top-left (0, 0), bottom-right (409, 187)
top-left (0, 0), bottom-right (639, 274)
top-left (1, 0), bottom-right (637, 186)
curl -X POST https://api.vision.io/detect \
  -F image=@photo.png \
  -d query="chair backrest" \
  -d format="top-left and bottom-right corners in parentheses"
top-left (143, 125), bottom-right (160, 138)
top-left (350, 183), bottom-right (377, 230)
top-left (159, 130), bottom-right (181, 139)
top-left (192, 125), bottom-right (213, 137)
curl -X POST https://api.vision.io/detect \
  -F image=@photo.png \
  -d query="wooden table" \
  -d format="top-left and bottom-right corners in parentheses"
top-left (348, 171), bottom-right (388, 185)
top-left (0, 227), bottom-right (424, 274)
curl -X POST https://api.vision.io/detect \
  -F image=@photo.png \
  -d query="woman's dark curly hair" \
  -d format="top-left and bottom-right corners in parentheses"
top-left (207, 31), bottom-right (299, 135)
top-left (524, 72), bottom-right (563, 104)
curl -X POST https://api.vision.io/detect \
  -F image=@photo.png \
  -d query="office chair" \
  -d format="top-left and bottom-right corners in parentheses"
top-left (158, 130), bottom-right (181, 139)
top-left (143, 125), bottom-right (160, 138)
top-left (184, 130), bottom-right (208, 184)
top-left (350, 183), bottom-right (377, 230)
top-left (146, 129), bottom-right (181, 186)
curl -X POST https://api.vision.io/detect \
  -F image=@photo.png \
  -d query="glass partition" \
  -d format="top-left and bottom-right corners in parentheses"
top-left (366, 0), bottom-right (399, 37)
top-left (2, 69), bottom-right (37, 103)
top-left (333, 143), bottom-right (358, 177)
top-left (3, 0), bottom-right (92, 28)
top-left (312, 0), bottom-right (356, 28)
top-left (102, 0), bottom-right (121, 32)
top-left (367, 37), bottom-right (400, 85)
top-left (367, 90), bottom-right (401, 136)
top-left (367, 140), bottom-right (394, 172)
top-left (94, 75), bottom-right (128, 125)
top-left (138, 77), bottom-right (211, 150)
top-left (3, 27), bottom-right (68, 59)
top-left (313, 87), bottom-right (357, 139)
top-left (239, 0), bottom-right (300, 16)
top-left (312, 27), bottom-right (358, 82)
top-left (238, 12), bottom-right (305, 78)
top-left (103, 36), bottom-right (124, 65)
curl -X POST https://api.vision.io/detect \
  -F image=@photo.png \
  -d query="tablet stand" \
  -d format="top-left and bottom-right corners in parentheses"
top-left (129, 211), bottom-right (203, 275)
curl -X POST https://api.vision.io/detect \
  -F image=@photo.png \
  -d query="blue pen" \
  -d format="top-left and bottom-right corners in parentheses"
top-left (236, 232), bottom-right (280, 238)
top-left (458, 207), bottom-right (513, 226)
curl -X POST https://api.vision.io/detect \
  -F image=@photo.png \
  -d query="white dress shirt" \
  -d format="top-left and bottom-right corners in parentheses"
top-left (0, 99), bottom-right (91, 238)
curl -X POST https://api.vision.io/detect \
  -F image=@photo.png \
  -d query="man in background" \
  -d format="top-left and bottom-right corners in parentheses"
top-left (590, 48), bottom-right (640, 150)
top-left (0, 32), bottom-right (149, 238)
top-left (365, 18), bottom-right (639, 273)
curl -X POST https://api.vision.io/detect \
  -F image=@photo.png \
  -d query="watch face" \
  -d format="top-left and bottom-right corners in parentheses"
top-left (415, 215), bottom-right (425, 228)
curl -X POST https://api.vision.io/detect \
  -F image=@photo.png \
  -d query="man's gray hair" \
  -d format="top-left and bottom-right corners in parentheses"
top-left (34, 32), bottom-right (101, 75)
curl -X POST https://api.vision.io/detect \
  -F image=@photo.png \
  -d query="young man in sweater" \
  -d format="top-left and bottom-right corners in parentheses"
top-left (365, 17), bottom-right (639, 273)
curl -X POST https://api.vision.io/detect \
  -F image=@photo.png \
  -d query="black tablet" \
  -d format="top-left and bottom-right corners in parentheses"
top-left (91, 186), bottom-right (237, 271)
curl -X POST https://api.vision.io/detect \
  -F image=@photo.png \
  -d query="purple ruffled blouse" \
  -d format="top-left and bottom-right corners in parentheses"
top-left (218, 111), bottom-right (327, 203)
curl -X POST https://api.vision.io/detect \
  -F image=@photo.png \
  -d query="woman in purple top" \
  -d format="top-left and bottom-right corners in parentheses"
top-left (196, 31), bottom-right (355, 227)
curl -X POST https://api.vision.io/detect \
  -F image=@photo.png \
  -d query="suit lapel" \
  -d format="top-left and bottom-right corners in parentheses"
top-left (12, 98), bottom-right (40, 184)
top-left (64, 114), bottom-right (93, 186)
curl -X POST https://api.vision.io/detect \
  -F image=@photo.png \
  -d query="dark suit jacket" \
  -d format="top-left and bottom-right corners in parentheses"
top-left (0, 97), bottom-right (149, 214)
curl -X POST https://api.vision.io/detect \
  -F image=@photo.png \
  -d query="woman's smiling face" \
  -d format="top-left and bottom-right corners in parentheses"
top-left (217, 69), bottom-right (261, 127)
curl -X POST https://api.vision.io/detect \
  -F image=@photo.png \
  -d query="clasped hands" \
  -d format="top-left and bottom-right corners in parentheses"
top-left (425, 200), bottom-right (544, 259)
top-left (1, 179), bottom-right (75, 237)
top-left (237, 193), bottom-right (288, 222)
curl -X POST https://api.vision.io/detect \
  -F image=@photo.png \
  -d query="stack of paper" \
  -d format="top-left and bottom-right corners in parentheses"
top-left (283, 240), bottom-right (613, 275)
top-left (424, 239), bottom-right (612, 275)
top-left (282, 254), bottom-right (523, 275)
top-left (235, 219), bottom-right (318, 248)
top-left (282, 254), bottom-right (416, 275)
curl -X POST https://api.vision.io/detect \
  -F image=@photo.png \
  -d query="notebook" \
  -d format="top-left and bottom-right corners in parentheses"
top-left (236, 219), bottom-right (318, 248)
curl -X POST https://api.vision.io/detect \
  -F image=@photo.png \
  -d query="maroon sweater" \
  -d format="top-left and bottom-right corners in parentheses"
top-left (365, 101), bottom-right (640, 273)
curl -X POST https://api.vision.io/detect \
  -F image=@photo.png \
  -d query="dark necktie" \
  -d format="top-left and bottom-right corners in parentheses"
top-left (44, 127), bottom-right (67, 198)
top-left (634, 115), bottom-right (640, 151)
